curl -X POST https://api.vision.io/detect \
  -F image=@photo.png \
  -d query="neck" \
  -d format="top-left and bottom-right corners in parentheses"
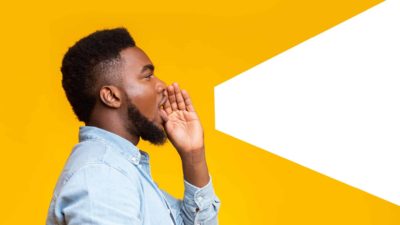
top-left (87, 115), bottom-right (140, 146)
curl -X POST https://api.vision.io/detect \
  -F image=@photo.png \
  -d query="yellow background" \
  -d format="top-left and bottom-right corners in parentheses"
top-left (1, 0), bottom-right (399, 224)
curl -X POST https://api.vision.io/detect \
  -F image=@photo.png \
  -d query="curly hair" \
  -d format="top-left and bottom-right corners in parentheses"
top-left (61, 27), bottom-right (136, 123)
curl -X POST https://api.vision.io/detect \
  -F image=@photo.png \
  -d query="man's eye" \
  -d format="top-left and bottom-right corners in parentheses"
top-left (145, 74), bottom-right (154, 79)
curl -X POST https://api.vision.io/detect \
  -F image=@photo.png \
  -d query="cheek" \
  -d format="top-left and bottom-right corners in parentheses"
top-left (128, 86), bottom-right (158, 120)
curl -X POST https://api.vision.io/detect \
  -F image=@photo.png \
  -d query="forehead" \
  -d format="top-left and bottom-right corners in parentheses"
top-left (119, 46), bottom-right (152, 73)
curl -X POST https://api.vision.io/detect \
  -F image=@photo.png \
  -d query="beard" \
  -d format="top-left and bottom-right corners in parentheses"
top-left (126, 101), bottom-right (167, 145)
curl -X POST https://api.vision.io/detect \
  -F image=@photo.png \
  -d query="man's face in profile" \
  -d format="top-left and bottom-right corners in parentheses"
top-left (118, 47), bottom-right (168, 145)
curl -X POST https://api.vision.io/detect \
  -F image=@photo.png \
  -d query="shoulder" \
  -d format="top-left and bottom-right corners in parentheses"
top-left (48, 139), bottom-right (145, 224)
top-left (62, 163), bottom-right (142, 192)
top-left (56, 139), bottom-right (142, 194)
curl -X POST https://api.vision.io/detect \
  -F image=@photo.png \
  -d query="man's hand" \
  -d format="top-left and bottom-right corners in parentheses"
top-left (160, 83), bottom-right (209, 187)
top-left (160, 83), bottom-right (204, 157)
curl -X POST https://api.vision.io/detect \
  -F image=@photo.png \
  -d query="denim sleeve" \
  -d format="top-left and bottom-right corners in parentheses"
top-left (161, 177), bottom-right (221, 225)
top-left (54, 163), bottom-right (142, 225)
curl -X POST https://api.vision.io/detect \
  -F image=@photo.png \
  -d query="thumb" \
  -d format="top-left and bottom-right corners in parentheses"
top-left (160, 109), bottom-right (169, 124)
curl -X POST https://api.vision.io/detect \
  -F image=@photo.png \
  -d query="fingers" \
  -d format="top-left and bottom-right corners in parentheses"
top-left (164, 83), bottom-right (195, 112)
top-left (167, 85), bottom-right (178, 111)
top-left (181, 89), bottom-right (195, 112)
top-left (163, 90), bottom-right (173, 115)
top-left (173, 83), bottom-right (186, 110)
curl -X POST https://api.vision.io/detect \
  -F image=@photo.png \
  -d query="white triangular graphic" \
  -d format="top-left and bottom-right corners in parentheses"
top-left (215, 0), bottom-right (400, 205)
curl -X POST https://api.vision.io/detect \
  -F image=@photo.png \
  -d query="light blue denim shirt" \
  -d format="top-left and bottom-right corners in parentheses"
top-left (47, 126), bottom-right (221, 225)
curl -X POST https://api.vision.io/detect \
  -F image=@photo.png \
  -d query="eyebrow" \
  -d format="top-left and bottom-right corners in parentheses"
top-left (141, 64), bottom-right (155, 73)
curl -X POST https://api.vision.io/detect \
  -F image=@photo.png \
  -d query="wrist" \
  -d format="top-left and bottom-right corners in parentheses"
top-left (180, 148), bottom-right (210, 188)
top-left (179, 147), bottom-right (206, 165)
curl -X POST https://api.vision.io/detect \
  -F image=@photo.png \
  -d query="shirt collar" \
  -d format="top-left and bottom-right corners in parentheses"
top-left (78, 126), bottom-right (144, 165)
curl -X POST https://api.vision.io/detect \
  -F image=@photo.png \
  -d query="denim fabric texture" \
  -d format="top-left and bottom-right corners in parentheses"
top-left (47, 126), bottom-right (221, 225)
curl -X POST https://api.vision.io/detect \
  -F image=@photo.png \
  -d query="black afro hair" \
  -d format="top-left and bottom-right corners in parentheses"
top-left (61, 27), bottom-right (135, 123)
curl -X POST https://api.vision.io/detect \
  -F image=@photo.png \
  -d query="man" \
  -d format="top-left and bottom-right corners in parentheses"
top-left (47, 27), bottom-right (220, 225)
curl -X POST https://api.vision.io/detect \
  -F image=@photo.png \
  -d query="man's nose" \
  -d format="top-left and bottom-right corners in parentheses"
top-left (156, 78), bottom-right (167, 93)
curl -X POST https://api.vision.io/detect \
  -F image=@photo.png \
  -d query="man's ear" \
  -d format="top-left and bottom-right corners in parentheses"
top-left (99, 86), bottom-right (122, 108)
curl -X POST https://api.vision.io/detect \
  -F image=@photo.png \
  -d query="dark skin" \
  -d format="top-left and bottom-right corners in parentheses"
top-left (87, 46), bottom-right (210, 187)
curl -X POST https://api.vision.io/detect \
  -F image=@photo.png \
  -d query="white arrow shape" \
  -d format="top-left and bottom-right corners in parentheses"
top-left (215, 0), bottom-right (400, 205)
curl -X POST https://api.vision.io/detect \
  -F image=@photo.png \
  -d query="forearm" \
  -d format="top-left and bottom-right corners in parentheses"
top-left (180, 148), bottom-right (210, 188)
